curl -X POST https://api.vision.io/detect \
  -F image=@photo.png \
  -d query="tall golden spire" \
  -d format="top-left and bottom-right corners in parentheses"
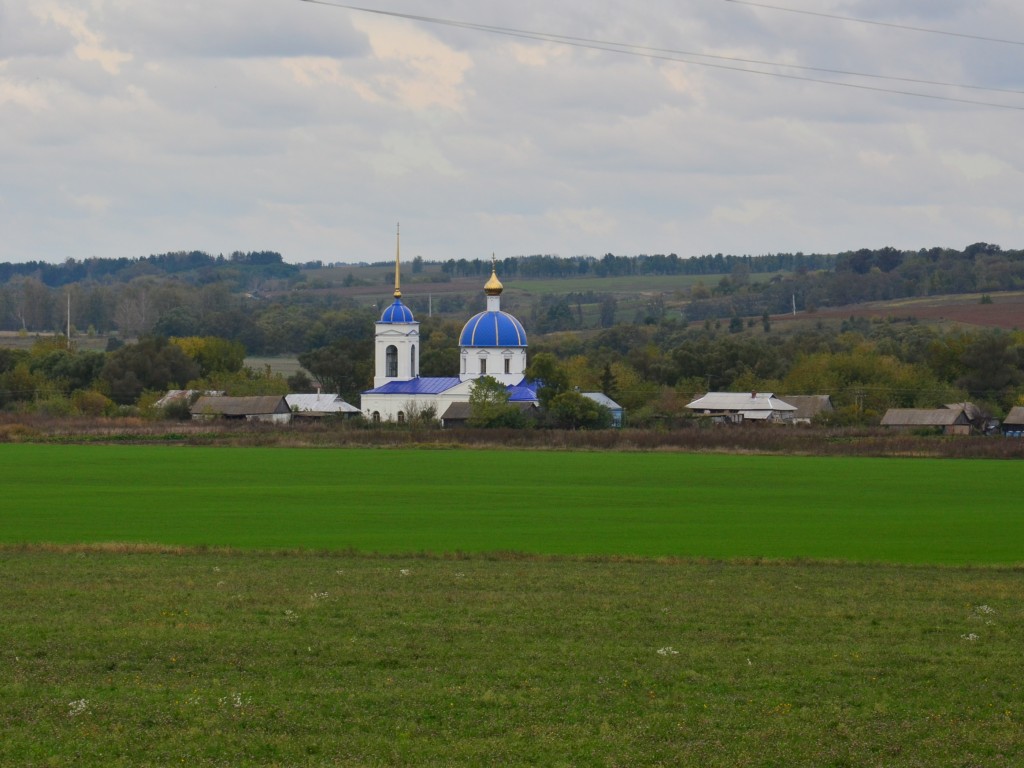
top-left (393, 222), bottom-right (402, 299)
top-left (484, 253), bottom-right (503, 296)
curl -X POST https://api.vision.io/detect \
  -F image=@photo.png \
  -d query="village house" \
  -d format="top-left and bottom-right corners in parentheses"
top-left (581, 392), bottom-right (624, 428)
top-left (285, 393), bottom-right (361, 419)
top-left (685, 392), bottom-right (797, 423)
top-left (190, 395), bottom-right (292, 424)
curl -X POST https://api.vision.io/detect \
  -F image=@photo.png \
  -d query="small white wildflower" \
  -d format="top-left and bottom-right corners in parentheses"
top-left (399, 569), bottom-right (411, 576)
top-left (213, 567), bottom-right (221, 573)
top-left (976, 605), bottom-right (995, 615)
top-left (68, 699), bottom-right (89, 717)
top-left (656, 646), bottom-right (679, 656)
top-left (961, 633), bottom-right (979, 641)
top-left (284, 609), bottom-right (297, 622)
top-left (454, 572), bottom-right (466, 579)
top-left (220, 692), bottom-right (250, 708)
top-left (311, 591), bottom-right (328, 600)
top-left (335, 569), bottom-right (344, 575)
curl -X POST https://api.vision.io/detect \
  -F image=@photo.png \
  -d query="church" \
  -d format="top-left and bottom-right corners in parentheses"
top-left (360, 232), bottom-right (539, 423)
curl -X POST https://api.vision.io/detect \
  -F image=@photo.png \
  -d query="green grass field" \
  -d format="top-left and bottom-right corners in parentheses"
top-left (2, 550), bottom-right (1021, 766)
top-left (2, 445), bottom-right (1022, 565)
top-left (4, 445), bottom-right (1023, 765)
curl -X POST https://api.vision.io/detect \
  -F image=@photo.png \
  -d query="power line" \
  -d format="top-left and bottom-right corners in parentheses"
top-left (298, 1), bottom-right (1024, 110)
top-left (724, 0), bottom-right (1024, 47)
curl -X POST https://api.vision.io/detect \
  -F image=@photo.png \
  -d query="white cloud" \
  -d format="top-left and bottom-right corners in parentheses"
top-left (33, 3), bottom-right (133, 75)
top-left (1, 0), bottom-right (1023, 263)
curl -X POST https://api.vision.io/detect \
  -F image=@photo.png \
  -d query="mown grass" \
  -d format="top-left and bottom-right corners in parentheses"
top-left (3, 445), bottom-right (1023, 565)
top-left (1, 549), bottom-right (1021, 767)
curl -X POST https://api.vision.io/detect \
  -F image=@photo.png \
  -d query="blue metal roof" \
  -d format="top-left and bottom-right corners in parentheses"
top-left (379, 298), bottom-right (415, 324)
top-left (362, 377), bottom-right (461, 396)
top-left (459, 311), bottom-right (527, 347)
top-left (507, 381), bottom-right (539, 402)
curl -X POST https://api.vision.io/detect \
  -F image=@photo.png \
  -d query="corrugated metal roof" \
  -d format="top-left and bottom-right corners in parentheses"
top-left (880, 409), bottom-right (967, 426)
top-left (285, 394), bottom-right (360, 413)
top-left (362, 377), bottom-right (462, 396)
top-left (581, 392), bottom-right (623, 411)
top-left (686, 392), bottom-right (797, 412)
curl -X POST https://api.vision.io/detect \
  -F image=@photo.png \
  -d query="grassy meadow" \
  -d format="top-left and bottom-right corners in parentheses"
top-left (2, 550), bottom-right (1022, 766)
top-left (3, 444), bottom-right (1024, 766)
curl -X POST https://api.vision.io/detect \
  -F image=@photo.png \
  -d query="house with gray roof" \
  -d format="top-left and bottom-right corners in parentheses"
top-left (285, 393), bottom-right (361, 418)
top-left (880, 408), bottom-right (971, 435)
top-left (190, 395), bottom-right (292, 424)
top-left (581, 392), bottom-right (624, 428)
top-left (685, 392), bottom-right (797, 423)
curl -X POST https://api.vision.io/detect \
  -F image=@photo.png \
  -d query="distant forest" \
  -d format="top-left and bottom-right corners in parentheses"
top-left (2, 242), bottom-right (1023, 347)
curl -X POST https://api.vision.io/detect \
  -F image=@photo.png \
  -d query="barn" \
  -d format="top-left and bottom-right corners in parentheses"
top-left (190, 395), bottom-right (292, 424)
top-left (880, 408), bottom-right (971, 435)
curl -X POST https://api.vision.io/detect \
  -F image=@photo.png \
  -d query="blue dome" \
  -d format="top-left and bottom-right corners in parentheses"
top-left (459, 311), bottom-right (527, 347)
top-left (380, 298), bottom-right (415, 323)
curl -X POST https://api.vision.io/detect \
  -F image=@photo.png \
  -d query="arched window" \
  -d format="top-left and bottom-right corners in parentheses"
top-left (386, 345), bottom-right (398, 378)
top-left (411, 345), bottom-right (416, 377)
top-left (372, 411), bottom-right (381, 423)
top-left (397, 411), bottom-right (405, 424)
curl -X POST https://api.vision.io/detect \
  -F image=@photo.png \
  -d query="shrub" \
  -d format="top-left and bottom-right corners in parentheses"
top-left (72, 390), bottom-right (116, 417)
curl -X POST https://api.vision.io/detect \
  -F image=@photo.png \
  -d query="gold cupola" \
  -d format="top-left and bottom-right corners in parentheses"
top-left (484, 254), bottom-right (503, 296)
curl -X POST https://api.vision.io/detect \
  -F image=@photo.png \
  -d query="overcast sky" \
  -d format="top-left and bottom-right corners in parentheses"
top-left (2, 1), bottom-right (1022, 265)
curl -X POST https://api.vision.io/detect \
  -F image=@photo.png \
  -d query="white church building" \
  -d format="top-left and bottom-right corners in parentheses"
top-left (360, 233), bottom-right (538, 423)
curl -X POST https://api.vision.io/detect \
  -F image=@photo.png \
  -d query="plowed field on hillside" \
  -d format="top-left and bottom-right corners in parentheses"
top-left (779, 291), bottom-right (1024, 329)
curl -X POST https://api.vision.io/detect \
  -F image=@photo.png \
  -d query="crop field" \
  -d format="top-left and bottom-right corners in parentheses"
top-left (3, 445), bottom-right (1023, 766)
top-left (2, 445), bottom-right (1024, 564)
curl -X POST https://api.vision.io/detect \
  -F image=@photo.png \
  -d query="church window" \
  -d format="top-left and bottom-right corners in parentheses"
top-left (480, 358), bottom-right (487, 375)
top-left (411, 345), bottom-right (416, 376)
top-left (504, 358), bottom-right (511, 374)
top-left (372, 411), bottom-right (381, 423)
top-left (386, 345), bottom-right (398, 378)
top-left (397, 411), bottom-right (405, 424)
